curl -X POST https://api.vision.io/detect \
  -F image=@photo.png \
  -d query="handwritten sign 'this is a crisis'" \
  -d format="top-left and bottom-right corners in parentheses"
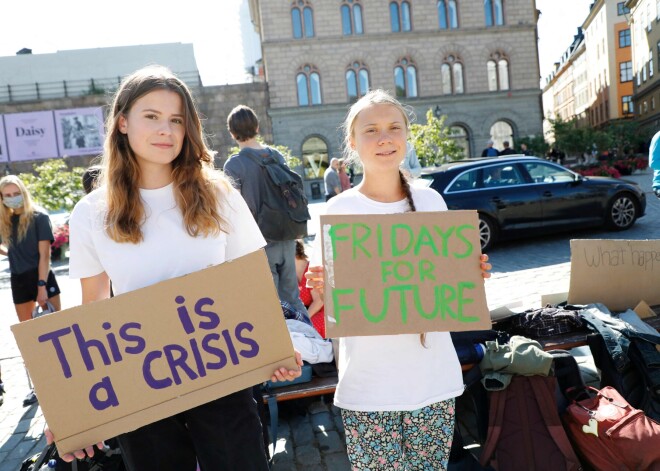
top-left (320, 211), bottom-right (491, 337)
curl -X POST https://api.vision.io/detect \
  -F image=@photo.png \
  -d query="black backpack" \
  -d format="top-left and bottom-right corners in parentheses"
top-left (242, 150), bottom-right (310, 241)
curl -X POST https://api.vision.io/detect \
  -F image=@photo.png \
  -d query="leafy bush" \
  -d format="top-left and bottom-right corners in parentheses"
top-left (18, 159), bottom-right (86, 212)
top-left (410, 110), bottom-right (464, 166)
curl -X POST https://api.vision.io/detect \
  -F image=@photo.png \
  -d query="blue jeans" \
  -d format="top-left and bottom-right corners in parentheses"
top-left (265, 240), bottom-right (308, 317)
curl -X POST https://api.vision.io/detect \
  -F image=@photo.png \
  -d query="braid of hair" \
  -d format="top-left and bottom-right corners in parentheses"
top-left (399, 170), bottom-right (416, 212)
top-left (399, 170), bottom-right (427, 347)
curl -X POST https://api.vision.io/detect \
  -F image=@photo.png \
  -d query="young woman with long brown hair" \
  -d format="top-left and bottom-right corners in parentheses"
top-left (45, 66), bottom-right (301, 470)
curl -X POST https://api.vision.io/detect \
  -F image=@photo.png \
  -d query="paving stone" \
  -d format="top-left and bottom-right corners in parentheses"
top-left (333, 414), bottom-right (345, 435)
top-left (316, 429), bottom-right (345, 454)
top-left (324, 451), bottom-right (352, 471)
top-left (293, 444), bottom-right (321, 467)
top-left (271, 436), bottom-right (294, 459)
top-left (290, 415), bottom-right (314, 446)
top-left (307, 400), bottom-right (329, 415)
top-left (7, 437), bottom-right (40, 461)
top-left (270, 460), bottom-right (297, 471)
top-left (310, 411), bottom-right (336, 432)
top-left (0, 457), bottom-right (24, 471)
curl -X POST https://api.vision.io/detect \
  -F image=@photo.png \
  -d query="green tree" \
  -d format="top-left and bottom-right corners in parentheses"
top-left (18, 159), bottom-right (86, 212)
top-left (409, 109), bottom-right (464, 166)
top-left (549, 117), bottom-right (591, 157)
top-left (517, 135), bottom-right (549, 157)
top-left (607, 120), bottom-right (645, 157)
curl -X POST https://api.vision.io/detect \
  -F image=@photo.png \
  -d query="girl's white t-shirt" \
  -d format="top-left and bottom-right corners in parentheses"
top-left (69, 182), bottom-right (265, 295)
top-left (312, 186), bottom-right (465, 412)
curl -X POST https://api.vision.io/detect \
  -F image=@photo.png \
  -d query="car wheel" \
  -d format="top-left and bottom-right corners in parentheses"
top-left (478, 214), bottom-right (498, 252)
top-left (606, 193), bottom-right (638, 231)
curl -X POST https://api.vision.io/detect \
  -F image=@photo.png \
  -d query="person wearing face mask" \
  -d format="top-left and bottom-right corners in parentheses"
top-left (0, 175), bottom-right (61, 406)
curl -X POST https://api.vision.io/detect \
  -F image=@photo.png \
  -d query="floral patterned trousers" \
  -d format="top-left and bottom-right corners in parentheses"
top-left (341, 398), bottom-right (455, 470)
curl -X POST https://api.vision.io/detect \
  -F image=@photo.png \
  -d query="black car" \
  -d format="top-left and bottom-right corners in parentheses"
top-left (419, 156), bottom-right (646, 250)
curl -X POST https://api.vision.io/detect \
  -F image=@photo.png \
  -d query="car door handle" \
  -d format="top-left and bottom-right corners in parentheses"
top-left (491, 197), bottom-right (501, 203)
top-left (543, 191), bottom-right (553, 197)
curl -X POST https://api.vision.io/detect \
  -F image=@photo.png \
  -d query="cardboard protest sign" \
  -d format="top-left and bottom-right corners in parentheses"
top-left (320, 211), bottom-right (491, 337)
top-left (11, 250), bottom-right (297, 454)
top-left (568, 239), bottom-right (660, 310)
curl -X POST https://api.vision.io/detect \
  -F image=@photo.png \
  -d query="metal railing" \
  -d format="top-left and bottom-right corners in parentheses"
top-left (0, 71), bottom-right (203, 104)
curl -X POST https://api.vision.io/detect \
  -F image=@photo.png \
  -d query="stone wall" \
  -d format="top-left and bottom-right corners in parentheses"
top-left (0, 83), bottom-right (270, 174)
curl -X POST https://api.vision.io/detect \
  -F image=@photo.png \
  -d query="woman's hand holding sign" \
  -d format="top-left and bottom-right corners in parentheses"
top-left (45, 426), bottom-right (104, 462)
top-left (270, 350), bottom-right (304, 383)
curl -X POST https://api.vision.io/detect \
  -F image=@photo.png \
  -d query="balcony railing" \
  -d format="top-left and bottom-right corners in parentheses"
top-left (0, 71), bottom-right (202, 104)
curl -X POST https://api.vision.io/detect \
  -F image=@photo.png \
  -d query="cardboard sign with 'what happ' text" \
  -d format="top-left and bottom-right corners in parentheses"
top-left (11, 249), bottom-right (297, 455)
top-left (569, 239), bottom-right (660, 310)
top-left (320, 211), bottom-right (492, 337)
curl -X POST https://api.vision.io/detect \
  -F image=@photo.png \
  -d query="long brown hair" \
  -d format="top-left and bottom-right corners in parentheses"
top-left (0, 175), bottom-right (36, 246)
top-left (341, 89), bottom-right (426, 345)
top-left (101, 66), bottom-right (227, 243)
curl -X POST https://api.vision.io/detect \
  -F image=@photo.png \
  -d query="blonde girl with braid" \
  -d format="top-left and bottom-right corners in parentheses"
top-left (305, 90), bottom-right (491, 470)
top-left (44, 66), bottom-right (301, 470)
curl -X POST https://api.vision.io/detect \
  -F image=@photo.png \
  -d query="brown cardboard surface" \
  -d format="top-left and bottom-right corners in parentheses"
top-left (11, 249), bottom-right (297, 454)
top-left (568, 239), bottom-right (660, 311)
top-left (634, 300), bottom-right (657, 319)
top-left (320, 211), bottom-right (491, 337)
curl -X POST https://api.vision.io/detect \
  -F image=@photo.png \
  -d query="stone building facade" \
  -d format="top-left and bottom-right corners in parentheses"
top-left (249, 0), bottom-right (543, 196)
top-left (626, 0), bottom-right (660, 144)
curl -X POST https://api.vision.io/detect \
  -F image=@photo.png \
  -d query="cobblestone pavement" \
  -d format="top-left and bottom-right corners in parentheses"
top-left (0, 169), bottom-right (657, 470)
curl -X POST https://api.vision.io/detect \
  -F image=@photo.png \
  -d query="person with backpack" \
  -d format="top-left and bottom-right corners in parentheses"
top-left (305, 89), bottom-right (491, 470)
top-left (45, 66), bottom-right (301, 470)
top-left (224, 105), bottom-right (310, 317)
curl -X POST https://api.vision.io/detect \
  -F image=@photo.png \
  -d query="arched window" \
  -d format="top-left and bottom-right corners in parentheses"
top-left (450, 125), bottom-right (470, 158)
top-left (487, 52), bottom-right (509, 91)
top-left (438, 0), bottom-right (458, 29)
top-left (390, 1), bottom-right (412, 32)
top-left (490, 121), bottom-right (513, 150)
top-left (484, 0), bottom-right (504, 26)
top-left (302, 136), bottom-right (329, 180)
top-left (346, 61), bottom-right (370, 100)
top-left (440, 55), bottom-right (464, 94)
top-left (394, 57), bottom-right (418, 97)
top-left (341, 0), bottom-right (364, 35)
top-left (296, 64), bottom-right (322, 106)
top-left (291, 0), bottom-right (315, 39)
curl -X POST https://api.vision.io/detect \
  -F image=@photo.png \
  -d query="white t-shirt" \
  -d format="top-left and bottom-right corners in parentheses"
top-left (69, 181), bottom-right (265, 295)
top-left (312, 186), bottom-right (464, 412)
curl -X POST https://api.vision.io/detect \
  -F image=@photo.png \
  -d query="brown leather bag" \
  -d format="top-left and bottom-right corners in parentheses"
top-left (563, 386), bottom-right (660, 471)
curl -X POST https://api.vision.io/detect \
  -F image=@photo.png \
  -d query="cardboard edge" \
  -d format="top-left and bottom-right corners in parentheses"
top-left (53, 357), bottom-right (297, 454)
